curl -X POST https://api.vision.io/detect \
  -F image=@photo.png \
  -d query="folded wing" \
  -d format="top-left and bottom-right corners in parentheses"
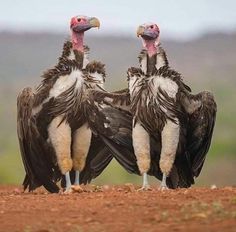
top-left (185, 91), bottom-right (217, 177)
top-left (17, 88), bottom-right (60, 193)
top-left (83, 97), bottom-right (140, 176)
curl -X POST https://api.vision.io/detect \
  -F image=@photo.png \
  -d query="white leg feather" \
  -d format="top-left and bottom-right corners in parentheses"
top-left (48, 116), bottom-right (72, 175)
top-left (132, 122), bottom-right (151, 174)
top-left (159, 119), bottom-right (180, 189)
top-left (133, 122), bottom-right (151, 190)
top-left (72, 123), bottom-right (92, 175)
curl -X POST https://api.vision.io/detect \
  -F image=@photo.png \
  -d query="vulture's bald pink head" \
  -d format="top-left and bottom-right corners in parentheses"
top-left (70, 15), bottom-right (100, 51)
top-left (137, 23), bottom-right (160, 57)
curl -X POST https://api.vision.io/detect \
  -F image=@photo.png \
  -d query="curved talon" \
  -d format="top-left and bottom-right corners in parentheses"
top-left (62, 185), bottom-right (84, 194)
top-left (63, 187), bottom-right (74, 194)
top-left (159, 185), bottom-right (169, 191)
top-left (137, 185), bottom-right (152, 191)
top-left (71, 185), bottom-right (84, 193)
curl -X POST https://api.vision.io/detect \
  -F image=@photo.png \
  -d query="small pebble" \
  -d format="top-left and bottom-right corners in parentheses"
top-left (211, 185), bottom-right (217, 190)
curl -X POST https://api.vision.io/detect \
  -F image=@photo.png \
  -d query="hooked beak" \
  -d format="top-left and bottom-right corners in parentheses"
top-left (71, 16), bottom-right (100, 33)
top-left (136, 25), bottom-right (145, 37)
top-left (89, 17), bottom-right (100, 29)
top-left (136, 25), bottom-right (159, 40)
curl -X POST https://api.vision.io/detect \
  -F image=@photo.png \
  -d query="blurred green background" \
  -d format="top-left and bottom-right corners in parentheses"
top-left (0, 31), bottom-right (235, 187)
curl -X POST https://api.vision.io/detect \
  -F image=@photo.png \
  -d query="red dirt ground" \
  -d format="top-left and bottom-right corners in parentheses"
top-left (0, 185), bottom-right (236, 232)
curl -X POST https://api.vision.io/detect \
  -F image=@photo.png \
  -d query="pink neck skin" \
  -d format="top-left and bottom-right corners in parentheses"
top-left (71, 31), bottom-right (84, 52)
top-left (142, 37), bottom-right (159, 57)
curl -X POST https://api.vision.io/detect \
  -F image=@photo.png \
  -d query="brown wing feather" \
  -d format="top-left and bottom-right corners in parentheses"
top-left (83, 97), bottom-right (139, 175)
top-left (88, 88), bottom-right (131, 111)
top-left (185, 91), bottom-right (217, 177)
top-left (79, 135), bottom-right (113, 184)
top-left (17, 88), bottom-right (60, 193)
top-left (17, 88), bottom-right (38, 189)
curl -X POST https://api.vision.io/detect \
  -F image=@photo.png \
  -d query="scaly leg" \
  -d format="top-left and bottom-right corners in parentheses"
top-left (65, 171), bottom-right (72, 193)
top-left (138, 172), bottom-right (151, 191)
top-left (159, 173), bottom-right (168, 190)
top-left (74, 171), bottom-right (80, 185)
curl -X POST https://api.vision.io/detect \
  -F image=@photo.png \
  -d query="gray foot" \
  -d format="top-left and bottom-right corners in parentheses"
top-left (159, 173), bottom-right (169, 191)
top-left (159, 184), bottom-right (169, 191)
top-left (63, 187), bottom-right (73, 194)
top-left (137, 173), bottom-right (151, 191)
top-left (137, 185), bottom-right (152, 191)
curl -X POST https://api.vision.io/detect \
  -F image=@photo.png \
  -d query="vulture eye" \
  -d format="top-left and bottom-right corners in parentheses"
top-left (77, 18), bottom-right (81, 22)
top-left (150, 25), bottom-right (154, 29)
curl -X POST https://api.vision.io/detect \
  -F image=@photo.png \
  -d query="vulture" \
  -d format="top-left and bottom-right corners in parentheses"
top-left (89, 23), bottom-right (217, 190)
top-left (17, 15), bottom-right (132, 193)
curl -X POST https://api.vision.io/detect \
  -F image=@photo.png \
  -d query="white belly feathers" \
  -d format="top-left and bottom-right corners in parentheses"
top-left (151, 75), bottom-right (178, 99)
top-left (49, 70), bottom-right (84, 98)
top-left (32, 70), bottom-right (84, 116)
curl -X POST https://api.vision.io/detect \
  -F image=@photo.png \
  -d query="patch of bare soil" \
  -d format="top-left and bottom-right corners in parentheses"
top-left (0, 185), bottom-right (236, 232)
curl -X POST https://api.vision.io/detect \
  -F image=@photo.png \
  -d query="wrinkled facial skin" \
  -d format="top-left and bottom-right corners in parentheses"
top-left (70, 15), bottom-right (100, 51)
top-left (136, 23), bottom-right (160, 57)
top-left (137, 23), bottom-right (160, 40)
top-left (70, 16), bottom-right (100, 33)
